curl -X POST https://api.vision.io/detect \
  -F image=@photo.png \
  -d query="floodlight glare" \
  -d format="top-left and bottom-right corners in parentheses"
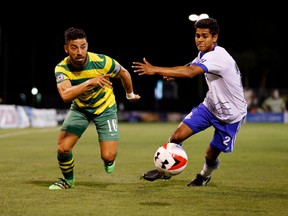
top-left (188, 13), bottom-right (209, 22)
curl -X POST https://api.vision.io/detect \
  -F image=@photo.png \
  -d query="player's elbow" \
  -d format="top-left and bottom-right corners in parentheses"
top-left (185, 74), bottom-right (195, 78)
top-left (61, 95), bottom-right (73, 103)
top-left (62, 99), bottom-right (72, 103)
top-left (182, 72), bottom-right (195, 79)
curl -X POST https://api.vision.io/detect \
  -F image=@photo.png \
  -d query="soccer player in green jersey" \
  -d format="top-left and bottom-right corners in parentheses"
top-left (49, 27), bottom-right (140, 189)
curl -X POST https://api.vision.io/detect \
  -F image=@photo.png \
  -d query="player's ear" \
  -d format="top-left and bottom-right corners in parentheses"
top-left (213, 34), bottom-right (218, 44)
top-left (64, 45), bottom-right (68, 53)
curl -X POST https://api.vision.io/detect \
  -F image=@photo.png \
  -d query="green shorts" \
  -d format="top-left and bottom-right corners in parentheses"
top-left (61, 104), bottom-right (119, 141)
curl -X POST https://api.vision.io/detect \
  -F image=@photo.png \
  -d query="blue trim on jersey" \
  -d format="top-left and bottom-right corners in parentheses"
top-left (200, 51), bottom-right (205, 58)
top-left (182, 103), bottom-right (244, 153)
top-left (192, 63), bottom-right (208, 73)
top-left (192, 46), bottom-right (218, 73)
top-left (192, 62), bottom-right (222, 77)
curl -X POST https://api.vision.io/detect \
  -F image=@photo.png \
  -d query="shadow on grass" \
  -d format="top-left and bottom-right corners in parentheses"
top-left (28, 178), bottom-right (191, 188)
top-left (27, 180), bottom-right (117, 188)
top-left (139, 201), bottom-right (171, 206)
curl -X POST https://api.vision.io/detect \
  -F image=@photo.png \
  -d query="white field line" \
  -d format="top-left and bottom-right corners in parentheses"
top-left (0, 128), bottom-right (58, 139)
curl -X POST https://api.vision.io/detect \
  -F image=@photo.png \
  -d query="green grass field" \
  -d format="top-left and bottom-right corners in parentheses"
top-left (0, 122), bottom-right (287, 216)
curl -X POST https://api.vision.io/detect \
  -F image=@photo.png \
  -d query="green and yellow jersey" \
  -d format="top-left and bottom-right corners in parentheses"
top-left (55, 52), bottom-right (121, 115)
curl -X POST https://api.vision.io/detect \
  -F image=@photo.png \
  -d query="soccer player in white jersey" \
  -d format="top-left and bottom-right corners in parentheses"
top-left (132, 18), bottom-right (247, 186)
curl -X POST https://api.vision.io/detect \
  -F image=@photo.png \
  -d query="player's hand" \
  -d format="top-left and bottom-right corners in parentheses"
top-left (90, 74), bottom-right (112, 88)
top-left (126, 92), bottom-right (141, 103)
top-left (132, 58), bottom-right (156, 75)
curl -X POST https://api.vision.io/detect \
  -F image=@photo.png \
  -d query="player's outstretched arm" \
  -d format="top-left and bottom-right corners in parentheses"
top-left (132, 58), bottom-right (204, 79)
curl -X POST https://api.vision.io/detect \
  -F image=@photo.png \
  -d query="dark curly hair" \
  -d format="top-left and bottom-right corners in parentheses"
top-left (64, 27), bottom-right (87, 44)
top-left (194, 18), bottom-right (219, 37)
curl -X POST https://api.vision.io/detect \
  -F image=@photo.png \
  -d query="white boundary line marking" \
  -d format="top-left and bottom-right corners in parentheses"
top-left (0, 128), bottom-right (58, 139)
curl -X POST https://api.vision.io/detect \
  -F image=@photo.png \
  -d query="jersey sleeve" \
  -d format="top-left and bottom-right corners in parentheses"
top-left (54, 63), bottom-right (70, 84)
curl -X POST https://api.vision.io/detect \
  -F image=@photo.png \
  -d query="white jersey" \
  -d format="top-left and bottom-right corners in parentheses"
top-left (191, 46), bottom-right (247, 123)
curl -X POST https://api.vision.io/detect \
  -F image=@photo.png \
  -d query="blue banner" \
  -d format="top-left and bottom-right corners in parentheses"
top-left (246, 113), bottom-right (284, 123)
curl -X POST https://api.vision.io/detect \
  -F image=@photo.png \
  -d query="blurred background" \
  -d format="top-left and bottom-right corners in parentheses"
top-left (0, 2), bottom-right (286, 114)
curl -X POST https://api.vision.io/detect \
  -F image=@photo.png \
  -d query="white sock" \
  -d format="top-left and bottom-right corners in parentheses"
top-left (200, 159), bottom-right (220, 177)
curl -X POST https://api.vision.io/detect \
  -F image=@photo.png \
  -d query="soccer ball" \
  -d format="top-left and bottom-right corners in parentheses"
top-left (153, 143), bottom-right (188, 176)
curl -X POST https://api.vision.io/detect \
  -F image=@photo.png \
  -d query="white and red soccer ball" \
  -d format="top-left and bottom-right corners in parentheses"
top-left (153, 143), bottom-right (188, 176)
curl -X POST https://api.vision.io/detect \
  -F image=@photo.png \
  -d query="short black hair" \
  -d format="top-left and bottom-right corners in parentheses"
top-left (64, 27), bottom-right (87, 44)
top-left (194, 18), bottom-right (219, 36)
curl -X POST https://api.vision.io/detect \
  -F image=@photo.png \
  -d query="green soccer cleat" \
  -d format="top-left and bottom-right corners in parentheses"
top-left (104, 161), bottom-right (115, 174)
top-left (49, 178), bottom-right (75, 190)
